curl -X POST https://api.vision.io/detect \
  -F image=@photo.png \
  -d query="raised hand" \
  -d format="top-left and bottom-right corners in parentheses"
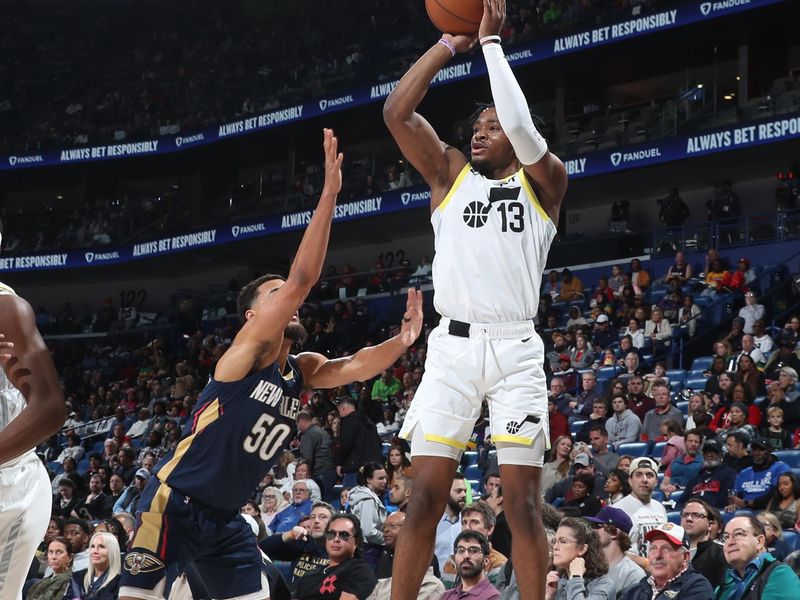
top-left (479, 0), bottom-right (506, 40)
top-left (441, 33), bottom-right (477, 54)
top-left (322, 128), bottom-right (344, 196)
top-left (399, 288), bottom-right (424, 347)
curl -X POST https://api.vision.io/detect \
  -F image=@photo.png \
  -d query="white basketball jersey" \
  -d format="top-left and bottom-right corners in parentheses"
top-left (431, 164), bottom-right (557, 323)
top-left (0, 281), bottom-right (30, 466)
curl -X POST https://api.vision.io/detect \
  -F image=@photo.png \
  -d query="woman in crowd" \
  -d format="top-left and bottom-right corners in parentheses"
top-left (296, 514), bottom-right (377, 600)
top-left (260, 485), bottom-right (288, 532)
top-left (707, 370), bottom-right (735, 414)
top-left (241, 500), bottom-right (268, 541)
top-left (765, 472), bottom-right (800, 529)
top-left (34, 517), bottom-right (65, 576)
top-left (27, 537), bottom-right (79, 600)
top-left (702, 355), bottom-right (727, 397)
top-left (713, 401), bottom-right (758, 444)
top-left (545, 517), bottom-right (615, 600)
top-left (615, 455), bottom-right (633, 473)
top-left (541, 435), bottom-right (573, 495)
top-left (737, 353), bottom-right (766, 398)
top-left (757, 512), bottom-right (794, 561)
top-left (78, 531), bottom-right (121, 600)
top-left (52, 479), bottom-right (80, 519)
top-left (600, 379), bottom-right (626, 410)
top-left (570, 334), bottom-right (595, 369)
top-left (346, 462), bottom-right (388, 568)
top-left (603, 468), bottom-right (631, 505)
top-left (685, 392), bottom-right (712, 430)
top-left (659, 424), bottom-right (686, 472)
top-left (642, 362), bottom-right (670, 396)
top-left (384, 443), bottom-right (412, 489)
top-left (92, 518), bottom-right (128, 556)
top-left (562, 473), bottom-right (602, 517)
top-left (630, 258), bottom-right (650, 293)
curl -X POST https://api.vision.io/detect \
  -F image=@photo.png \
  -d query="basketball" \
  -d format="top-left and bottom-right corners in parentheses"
top-left (425, 0), bottom-right (483, 35)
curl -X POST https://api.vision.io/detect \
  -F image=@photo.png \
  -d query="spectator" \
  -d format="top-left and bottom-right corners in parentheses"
top-left (435, 475), bottom-right (467, 574)
top-left (260, 501), bottom-right (333, 590)
top-left (56, 433), bottom-right (85, 464)
top-left (723, 431), bottom-right (753, 472)
top-left (726, 436), bottom-right (792, 512)
top-left (678, 296), bottom-right (701, 337)
top-left (716, 515), bottom-right (800, 599)
top-left (271, 480), bottom-right (315, 534)
top-left (484, 485), bottom-right (511, 562)
top-left (603, 469), bottom-right (631, 506)
top-left (260, 486), bottom-right (289, 531)
top-left (576, 399), bottom-right (610, 443)
top-left (606, 395), bottom-right (642, 448)
top-left (614, 457), bottom-right (667, 558)
top-left (77, 531), bottom-right (121, 600)
top-left (125, 407), bottom-right (152, 439)
top-left (297, 411), bottom-right (337, 500)
top-left (541, 435), bottom-right (573, 494)
top-left (761, 406), bottom-right (793, 450)
top-left (660, 429), bottom-right (703, 496)
top-left (592, 314), bottom-right (618, 352)
top-left (587, 425), bottom-right (619, 477)
top-left (586, 506), bottom-right (643, 597)
top-left (53, 479), bottom-right (80, 519)
top-left (702, 259), bottom-right (729, 296)
top-left (665, 249), bottom-right (693, 283)
top-left (566, 306), bottom-right (588, 330)
top-left (643, 308), bottom-right (672, 357)
top-left (752, 319), bottom-right (774, 354)
top-left (75, 473), bottom-right (111, 520)
top-left (442, 501), bottom-right (507, 589)
top-left (618, 353), bottom-right (644, 383)
top-left (764, 472), bottom-right (800, 529)
top-left (548, 397), bottom-right (569, 442)
top-left (728, 258), bottom-right (756, 293)
top-left (562, 472), bottom-right (602, 517)
top-left (545, 454), bottom-right (605, 504)
top-left (112, 468), bottom-right (149, 515)
top-left (442, 531), bottom-right (500, 600)
top-left (765, 340), bottom-right (800, 384)
top-left (777, 366), bottom-right (800, 401)
top-left (736, 355), bottom-right (766, 398)
top-left (348, 462), bottom-right (388, 568)
top-left (739, 292), bottom-right (765, 334)
top-left (625, 377), bottom-right (653, 423)
top-left (295, 514), bottom-right (377, 600)
top-left (641, 383), bottom-right (684, 442)
top-left (680, 497), bottom-right (727, 589)
top-left (758, 511), bottom-right (795, 561)
top-left (27, 537), bottom-right (76, 600)
top-left (630, 259), bottom-right (650, 294)
top-left (544, 270), bottom-right (561, 301)
top-left (336, 397), bottom-right (384, 488)
top-left (570, 334), bottom-right (594, 369)
top-left (620, 523), bottom-right (713, 600)
top-left (736, 335), bottom-right (766, 370)
top-left (545, 517), bottom-right (615, 600)
top-left (570, 372), bottom-right (600, 422)
top-left (558, 268), bottom-right (584, 302)
top-left (371, 368), bottom-right (402, 405)
top-left (714, 401), bottom-right (758, 445)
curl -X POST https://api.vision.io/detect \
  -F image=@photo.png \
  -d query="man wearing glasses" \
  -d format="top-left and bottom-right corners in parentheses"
top-left (441, 531), bottom-right (500, 600)
top-left (715, 515), bottom-right (800, 599)
top-left (679, 497), bottom-right (726, 588)
top-left (272, 481), bottom-right (314, 533)
top-left (620, 523), bottom-right (713, 599)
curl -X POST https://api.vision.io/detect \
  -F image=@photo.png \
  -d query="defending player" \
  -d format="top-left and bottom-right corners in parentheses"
top-left (118, 129), bottom-right (423, 600)
top-left (0, 225), bottom-right (68, 600)
top-left (382, 1), bottom-right (567, 598)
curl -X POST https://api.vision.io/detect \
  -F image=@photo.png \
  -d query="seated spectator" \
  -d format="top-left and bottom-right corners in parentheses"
top-left (75, 531), bottom-right (121, 600)
top-left (603, 468), bottom-right (631, 505)
top-left (702, 258), bottom-right (729, 296)
top-left (569, 334), bottom-right (594, 369)
top-left (53, 479), bottom-right (80, 519)
top-left (757, 511), bottom-right (795, 561)
top-left (608, 265), bottom-right (626, 297)
top-left (777, 366), bottom-right (800, 401)
top-left (761, 381), bottom-right (800, 432)
top-left (720, 317), bottom-right (746, 354)
top-left (728, 257), bottom-right (756, 293)
top-left (714, 401), bottom-right (758, 445)
top-left (629, 259), bottom-right (650, 294)
top-left (271, 479), bottom-right (315, 534)
top-left (544, 269), bottom-right (561, 300)
top-left (642, 362), bottom-right (670, 396)
top-left (606, 395), bottom-right (642, 448)
top-left (736, 354), bottom-right (766, 398)
top-left (541, 435), bottom-right (573, 495)
top-left (56, 433), bottom-right (85, 464)
top-left (716, 516), bottom-right (800, 598)
top-left (575, 399), bottom-right (610, 444)
top-left (348, 462), bottom-right (388, 568)
top-left (545, 517), bottom-right (615, 600)
top-left (739, 291), bottom-right (765, 334)
top-left (723, 431), bottom-right (754, 472)
top-left (764, 472), bottom-right (800, 529)
top-left (680, 497), bottom-right (727, 589)
top-left (622, 320), bottom-right (645, 349)
top-left (665, 250), bottom-right (693, 283)
top-left (27, 537), bottom-right (75, 600)
top-left (726, 437), bottom-right (791, 512)
top-left (620, 523), bottom-right (713, 600)
top-left (75, 473), bottom-right (111, 521)
top-left (618, 353), bottom-right (645, 384)
top-left (677, 295), bottom-right (702, 337)
top-left (735, 335), bottom-right (766, 370)
top-left (591, 277), bottom-right (615, 309)
top-left (660, 429), bottom-right (703, 496)
top-left (641, 383), bottom-right (684, 442)
top-left (553, 355), bottom-right (579, 391)
top-left (657, 291), bottom-right (682, 324)
top-left (562, 473), bottom-right (602, 517)
top-left (678, 439), bottom-right (738, 511)
top-left (752, 319), bottom-right (775, 354)
top-left (112, 468), bottom-right (149, 515)
top-left (566, 305), bottom-right (588, 330)
top-left (441, 531), bottom-right (500, 600)
top-left (549, 377), bottom-right (574, 418)
top-left (548, 397), bottom-right (569, 442)
top-left (570, 372), bottom-right (599, 422)
top-left (558, 268), bottom-right (584, 302)
top-left (408, 254), bottom-right (431, 285)
top-left (442, 501), bottom-right (506, 589)
top-left (587, 507), bottom-right (643, 596)
top-left (761, 406), bottom-right (793, 450)
top-left (545, 453), bottom-right (606, 505)
top-left (591, 314), bottom-right (617, 351)
top-left (685, 392), bottom-right (713, 432)
top-left (546, 331), bottom-right (570, 373)
top-left (643, 308), bottom-right (672, 357)
top-left (587, 424), bottom-right (618, 477)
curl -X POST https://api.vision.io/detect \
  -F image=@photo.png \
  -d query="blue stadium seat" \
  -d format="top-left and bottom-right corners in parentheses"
top-left (465, 464), bottom-right (483, 481)
top-left (47, 461), bottom-right (63, 474)
top-left (382, 442), bottom-right (391, 456)
top-left (92, 440), bottom-right (105, 454)
top-left (685, 378), bottom-right (707, 392)
top-left (669, 380), bottom-right (683, 393)
top-left (649, 289), bottom-right (667, 303)
top-left (651, 490), bottom-right (664, 502)
top-left (774, 450), bottom-right (800, 468)
top-left (666, 369), bottom-right (686, 383)
top-left (570, 420), bottom-right (587, 434)
top-left (463, 451), bottom-right (479, 466)
top-left (669, 490), bottom-right (684, 504)
top-left (691, 357), bottom-right (713, 371)
top-left (676, 401), bottom-right (689, 415)
top-left (754, 396), bottom-right (766, 407)
top-left (688, 370), bottom-right (706, 380)
top-left (487, 449), bottom-right (497, 464)
top-left (616, 442), bottom-right (649, 457)
top-left (783, 531), bottom-right (799, 551)
top-left (552, 497), bottom-right (564, 508)
top-left (667, 511), bottom-right (681, 524)
top-left (273, 561), bottom-right (294, 583)
top-left (733, 509), bottom-right (755, 519)
top-left (597, 367), bottom-right (617, 381)
top-left (652, 442), bottom-right (667, 459)
top-left (77, 458), bottom-right (90, 474)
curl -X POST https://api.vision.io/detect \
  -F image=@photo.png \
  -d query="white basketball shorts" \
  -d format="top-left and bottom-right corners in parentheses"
top-left (0, 453), bottom-right (52, 600)
top-left (400, 318), bottom-right (550, 466)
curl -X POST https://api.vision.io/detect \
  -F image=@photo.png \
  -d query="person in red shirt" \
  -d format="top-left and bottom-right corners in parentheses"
top-left (549, 397), bottom-right (569, 441)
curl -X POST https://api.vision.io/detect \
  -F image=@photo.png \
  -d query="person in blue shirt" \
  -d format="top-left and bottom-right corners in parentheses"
top-left (725, 436), bottom-right (791, 513)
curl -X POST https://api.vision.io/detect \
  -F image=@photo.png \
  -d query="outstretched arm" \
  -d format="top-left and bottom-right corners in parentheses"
top-left (0, 302), bottom-right (67, 465)
top-left (297, 289), bottom-right (423, 389)
top-left (383, 35), bottom-right (474, 204)
top-left (215, 129), bottom-right (343, 381)
top-left (479, 0), bottom-right (567, 222)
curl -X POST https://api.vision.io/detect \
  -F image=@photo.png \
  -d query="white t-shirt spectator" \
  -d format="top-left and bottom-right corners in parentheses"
top-left (613, 494), bottom-right (667, 557)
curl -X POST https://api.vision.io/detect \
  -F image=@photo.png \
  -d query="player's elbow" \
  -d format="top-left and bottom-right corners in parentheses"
top-left (382, 98), bottom-right (406, 128)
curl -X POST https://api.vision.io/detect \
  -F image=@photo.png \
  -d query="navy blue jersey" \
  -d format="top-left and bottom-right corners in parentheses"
top-left (156, 357), bottom-right (304, 509)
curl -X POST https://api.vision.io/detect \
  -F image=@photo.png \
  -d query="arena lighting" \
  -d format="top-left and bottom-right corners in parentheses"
top-left (696, 83), bottom-right (704, 88)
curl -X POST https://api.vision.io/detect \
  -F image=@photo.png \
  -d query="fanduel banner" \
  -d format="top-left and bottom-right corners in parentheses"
top-left (1, 111), bottom-right (798, 273)
top-left (0, 0), bottom-right (782, 171)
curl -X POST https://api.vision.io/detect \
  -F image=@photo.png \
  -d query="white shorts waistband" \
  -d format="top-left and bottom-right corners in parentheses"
top-left (439, 317), bottom-right (537, 340)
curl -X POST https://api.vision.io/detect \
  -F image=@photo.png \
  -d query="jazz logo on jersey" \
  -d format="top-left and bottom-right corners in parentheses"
top-left (463, 200), bottom-right (492, 228)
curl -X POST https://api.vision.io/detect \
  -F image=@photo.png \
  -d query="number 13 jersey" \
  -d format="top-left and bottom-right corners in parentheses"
top-left (156, 358), bottom-right (303, 510)
top-left (431, 164), bottom-right (557, 324)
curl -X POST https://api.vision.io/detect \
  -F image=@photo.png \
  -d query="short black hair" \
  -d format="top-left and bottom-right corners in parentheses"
top-left (468, 102), bottom-right (545, 131)
top-left (588, 424), bottom-right (608, 438)
top-left (453, 530), bottom-right (490, 556)
top-left (64, 518), bottom-right (90, 535)
top-left (237, 274), bottom-right (286, 319)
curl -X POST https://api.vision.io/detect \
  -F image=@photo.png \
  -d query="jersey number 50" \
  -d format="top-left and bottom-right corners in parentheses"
top-left (243, 413), bottom-right (292, 461)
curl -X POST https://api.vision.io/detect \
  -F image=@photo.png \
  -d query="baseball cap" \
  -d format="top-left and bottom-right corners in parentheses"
top-left (750, 436), bottom-right (770, 450)
top-left (702, 439), bottom-right (723, 454)
top-left (558, 354), bottom-right (571, 362)
top-left (780, 366), bottom-right (798, 380)
top-left (596, 314), bottom-right (609, 323)
top-left (629, 457), bottom-right (658, 475)
top-left (135, 468), bottom-right (151, 480)
top-left (586, 506), bottom-right (633, 533)
top-left (645, 523), bottom-right (689, 549)
top-left (573, 453), bottom-right (591, 467)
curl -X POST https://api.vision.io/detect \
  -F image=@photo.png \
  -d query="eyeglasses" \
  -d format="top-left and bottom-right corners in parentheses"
top-left (720, 530), bottom-right (756, 544)
top-left (551, 537), bottom-right (578, 547)
top-left (454, 545), bottom-right (484, 556)
top-left (680, 512), bottom-right (708, 521)
top-left (325, 529), bottom-right (353, 542)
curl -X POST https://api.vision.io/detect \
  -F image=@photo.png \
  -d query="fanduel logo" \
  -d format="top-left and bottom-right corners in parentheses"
top-left (85, 251), bottom-right (119, 263)
top-left (400, 191), bottom-right (430, 206)
top-left (610, 153), bottom-right (622, 166)
top-left (8, 154), bottom-right (44, 166)
top-left (702, 0), bottom-right (751, 15)
top-left (319, 100), bottom-right (328, 111)
top-left (175, 133), bottom-right (204, 147)
top-left (9, 156), bottom-right (16, 166)
top-left (611, 148), bottom-right (662, 166)
top-left (319, 96), bottom-right (353, 111)
top-left (232, 223), bottom-right (266, 238)
top-left (700, 3), bottom-right (711, 15)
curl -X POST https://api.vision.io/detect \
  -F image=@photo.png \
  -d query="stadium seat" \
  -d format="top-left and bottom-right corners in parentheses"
top-left (570, 420), bottom-right (587, 434)
top-left (47, 461), bottom-right (63, 474)
top-left (92, 440), bottom-right (105, 454)
top-left (676, 401), bottom-right (689, 415)
top-left (463, 451), bottom-right (479, 466)
top-left (666, 369), bottom-right (686, 383)
top-left (691, 357), bottom-right (713, 371)
top-left (669, 490), bottom-right (684, 504)
top-left (382, 442), bottom-right (391, 456)
top-left (688, 370), bottom-right (706, 380)
top-left (273, 561), bottom-right (294, 583)
top-left (774, 450), bottom-right (800, 468)
top-left (667, 511), bottom-right (681, 524)
top-left (669, 380), bottom-right (683, 393)
top-left (77, 458), bottom-right (90, 474)
top-left (597, 367), bottom-right (617, 381)
top-left (733, 509), bottom-right (755, 519)
top-left (651, 490), bottom-right (664, 502)
top-left (552, 497), bottom-right (564, 508)
top-left (652, 442), bottom-right (667, 459)
top-left (465, 464), bottom-right (483, 481)
top-left (783, 531), bottom-right (799, 551)
top-left (616, 442), bottom-right (648, 457)
top-left (685, 378), bottom-right (707, 392)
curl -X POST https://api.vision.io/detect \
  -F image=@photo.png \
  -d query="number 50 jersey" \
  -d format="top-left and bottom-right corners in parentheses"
top-left (431, 165), bottom-right (557, 324)
top-left (156, 358), bottom-right (303, 510)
